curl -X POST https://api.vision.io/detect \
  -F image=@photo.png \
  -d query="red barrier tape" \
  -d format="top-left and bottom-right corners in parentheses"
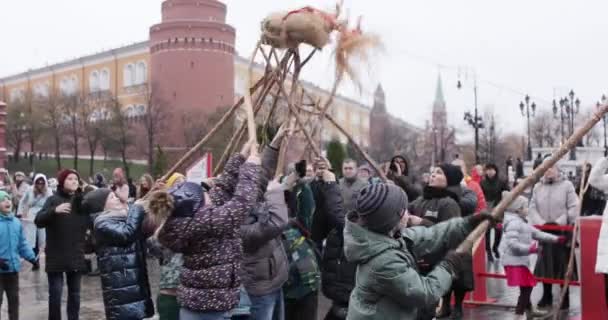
top-left (477, 272), bottom-right (580, 286)
top-left (533, 224), bottom-right (575, 232)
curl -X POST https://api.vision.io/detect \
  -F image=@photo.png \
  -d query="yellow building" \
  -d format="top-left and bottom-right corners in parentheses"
top-left (0, 41), bottom-right (370, 152)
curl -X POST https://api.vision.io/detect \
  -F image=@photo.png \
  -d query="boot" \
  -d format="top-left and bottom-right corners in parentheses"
top-left (559, 295), bottom-right (570, 310)
top-left (493, 247), bottom-right (501, 259)
top-left (436, 301), bottom-right (451, 318)
top-left (487, 251), bottom-right (495, 263)
top-left (449, 307), bottom-right (463, 320)
top-left (525, 307), bottom-right (548, 319)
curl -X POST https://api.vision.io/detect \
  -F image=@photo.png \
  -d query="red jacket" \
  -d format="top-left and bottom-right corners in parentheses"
top-left (465, 175), bottom-right (487, 213)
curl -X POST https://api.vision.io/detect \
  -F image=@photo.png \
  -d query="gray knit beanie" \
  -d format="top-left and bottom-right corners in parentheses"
top-left (356, 183), bottom-right (408, 234)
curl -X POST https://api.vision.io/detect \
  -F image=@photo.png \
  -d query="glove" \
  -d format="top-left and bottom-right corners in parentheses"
top-left (465, 212), bottom-right (496, 229)
top-left (557, 236), bottom-right (568, 245)
top-left (441, 250), bottom-right (472, 276)
top-left (0, 258), bottom-right (8, 271)
top-left (496, 223), bottom-right (503, 230)
top-left (29, 258), bottom-right (39, 270)
top-left (529, 242), bottom-right (539, 254)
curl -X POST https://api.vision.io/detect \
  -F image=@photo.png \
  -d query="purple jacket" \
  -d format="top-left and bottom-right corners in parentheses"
top-left (158, 154), bottom-right (262, 312)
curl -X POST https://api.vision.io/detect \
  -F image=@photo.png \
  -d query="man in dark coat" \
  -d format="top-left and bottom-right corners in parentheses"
top-left (516, 158), bottom-right (524, 179)
top-left (35, 169), bottom-right (89, 320)
top-left (480, 163), bottom-right (510, 262)
top-left (310, 159), bottom-right (353, 320)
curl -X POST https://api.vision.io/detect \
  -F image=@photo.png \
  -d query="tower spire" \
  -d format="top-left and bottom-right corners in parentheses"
top-left (434, 73), bottom-right (445, 108)
top-left (372, 83), bottom-right (386, 113)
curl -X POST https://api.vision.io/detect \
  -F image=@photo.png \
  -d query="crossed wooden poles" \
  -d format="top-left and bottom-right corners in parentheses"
top-left (160, 42), bottom-right (386, 182)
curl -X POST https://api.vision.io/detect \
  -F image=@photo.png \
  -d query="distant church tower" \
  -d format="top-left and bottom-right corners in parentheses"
top-left (431, 74), bottom-right (453, 163)
top-left (149, 0), bottom-right (235, 148)
top-left (369, 84), bottom-right (388, 156)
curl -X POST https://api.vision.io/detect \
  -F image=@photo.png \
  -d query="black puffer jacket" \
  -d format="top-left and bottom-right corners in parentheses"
top-left (310, 179), bottom-right (355, 306)
top-left (94, 205), bottom-right (154, 320)
top-left (35, 189), bottom-right (89, 273)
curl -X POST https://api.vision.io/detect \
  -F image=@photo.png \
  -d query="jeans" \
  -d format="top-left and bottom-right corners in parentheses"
top-left (48, 271), bottom-right (82, 320)
top-left (249, 289), bottom-right (285, 320)
top-left (0, 273), bottom-right (19, 320)
top-left (179, 308), bottom-right (231, 320)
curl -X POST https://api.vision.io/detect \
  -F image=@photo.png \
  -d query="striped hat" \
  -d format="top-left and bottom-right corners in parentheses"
top-left (356, 183), bottom-right (408, 234)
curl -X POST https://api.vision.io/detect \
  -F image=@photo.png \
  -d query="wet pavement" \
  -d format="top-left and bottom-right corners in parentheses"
top-left (3, 256), bottom-right (581, 319)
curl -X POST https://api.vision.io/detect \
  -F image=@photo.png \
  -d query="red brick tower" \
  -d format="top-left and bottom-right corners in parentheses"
top-left (0, 101), bottom-right (6, 167)
top-left (150, 0), bottom-right (235, 149)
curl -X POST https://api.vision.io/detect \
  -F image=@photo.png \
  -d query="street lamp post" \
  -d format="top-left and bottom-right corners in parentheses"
top-left (520, 95), bottom-right (536, 161)
top-left (600, 95), bottom-right (607, 156)
top-left (458, 70), bottom-right (483, 164)
top-left (553, 99), bottom-right (566, 144)
top-left (564, 90), bottom-right (580, 160)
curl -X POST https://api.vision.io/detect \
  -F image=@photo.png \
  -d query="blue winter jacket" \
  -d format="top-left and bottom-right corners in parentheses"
top-left (0, 212), bottom-right (36, 273)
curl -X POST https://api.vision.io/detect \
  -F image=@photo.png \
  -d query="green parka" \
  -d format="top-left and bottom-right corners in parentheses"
top-left (344, 216), bottom-right (472, 320)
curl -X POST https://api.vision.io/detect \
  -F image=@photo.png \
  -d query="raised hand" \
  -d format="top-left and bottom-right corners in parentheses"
top-left (246, 143), bottom-right (261, 165)
top-left (270, 124), bottom-right (289, 148)
top-left (55, 203), bottom-right (72, 215)
top-left (240, 140), bottom-right (254, 158)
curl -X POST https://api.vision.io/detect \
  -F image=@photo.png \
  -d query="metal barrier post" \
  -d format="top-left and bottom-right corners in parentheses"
top-left (579, 216), bottom-right (607, 319)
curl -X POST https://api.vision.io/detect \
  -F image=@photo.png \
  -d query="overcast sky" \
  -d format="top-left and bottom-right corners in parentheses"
top-left (2, 0), bottom-right (608, 142)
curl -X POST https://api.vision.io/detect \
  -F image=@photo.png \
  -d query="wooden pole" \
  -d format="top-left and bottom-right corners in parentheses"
top-left (213, 74), bottom-right (278, 175)
top-left (457, 104), bottom-right (608, 254)
top-left (159, 73), bottom-right (269, 181)
top-left (323, 111), bottom-right (387, 182)
top-left (244, 40), bottom-right (263, 144)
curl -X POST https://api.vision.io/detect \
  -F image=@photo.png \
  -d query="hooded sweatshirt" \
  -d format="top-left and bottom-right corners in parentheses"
top-left (18, 174), bottom-right (52, 221)
top-left (529, 173), bottom-right (579, 226)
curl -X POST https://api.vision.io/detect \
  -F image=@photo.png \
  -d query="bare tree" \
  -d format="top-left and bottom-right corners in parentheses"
top-left (107, 98), bottom-right (133, 178)
top-left (81, 93), bottom-right (107, 178)
top-left (142, 84), bottom-right (171, 171)
top-left (21, 87), bottom-right (45, 167)
top-left (62, 92), bottom-right (82, 170)
top-left (181, 106), bottom-right (235, 162)
top-left (40, 89), bottom-right (64, 171)
top-left (6, 101), bottom-right (27, 162)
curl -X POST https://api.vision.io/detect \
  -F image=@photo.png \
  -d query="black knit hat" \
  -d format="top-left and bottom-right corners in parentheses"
top-left (356, 183), bottom-right (408, 234)
top-left (82, 188), bottom-right (112, 214)
top-left (438, 163), bottom-right (464, 187)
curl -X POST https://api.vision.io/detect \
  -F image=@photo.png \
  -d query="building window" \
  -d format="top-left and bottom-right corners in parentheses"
top-left (34, 83), bottom-right (49, 98)
top-left (136, 105), bottom-right (146, 116)
top-left (126, 105), bottom-right (134, 118)
top-left (70, 75), bottom-right (78, 94)
top-left (10, 88), bottom-right (24, 103)
top-left (60, 76), bottom-right (78, 96)
top-left (100, 68), bottom-right (110, 91)
top-left (135, 61), bottom-right (147, 85)
top-left (123, 63), bottom-right (135, 87)
top-left (351, 112), bottom-right (360, 127)
top-left (89, 70), bottom-right (100, 93)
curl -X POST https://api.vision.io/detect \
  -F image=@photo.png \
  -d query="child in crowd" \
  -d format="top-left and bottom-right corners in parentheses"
top-left (344, 183), bottom-right (492, 319)
top-left (0, 190), bottom-right (38, 320)
top-left (500, 191), bottom-right (566, 319)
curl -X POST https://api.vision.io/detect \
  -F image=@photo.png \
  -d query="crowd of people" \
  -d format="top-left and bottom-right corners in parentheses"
top-left (0, 129), bottom-right (606, 320)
